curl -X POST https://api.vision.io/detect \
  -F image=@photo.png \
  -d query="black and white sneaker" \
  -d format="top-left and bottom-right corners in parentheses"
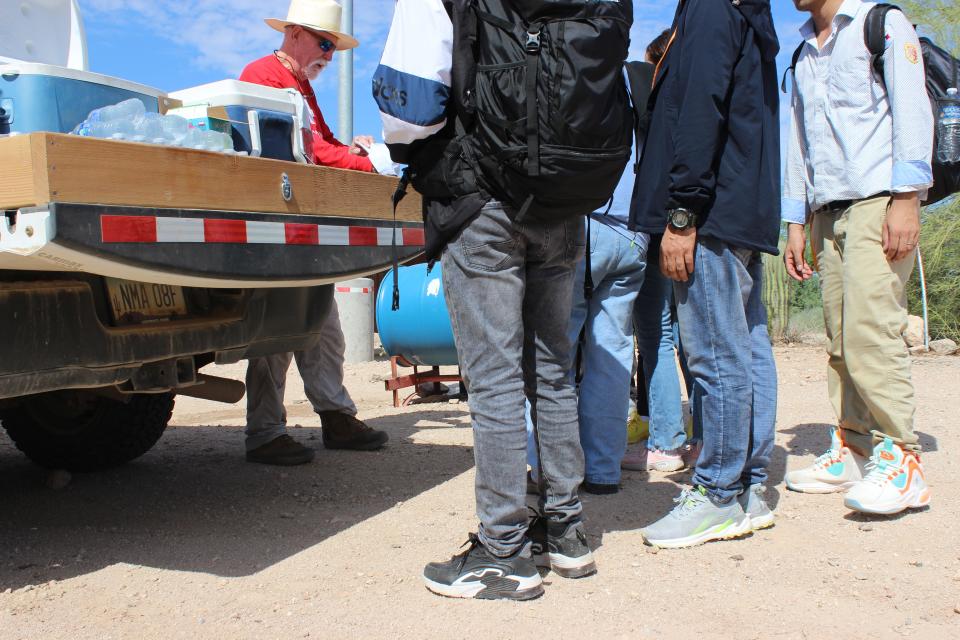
top-left (423, 534), bottom-right (544, 600)
top-left (529, 515), bottom-right (597, 579)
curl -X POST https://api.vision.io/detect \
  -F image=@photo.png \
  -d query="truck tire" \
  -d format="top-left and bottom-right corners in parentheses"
top-left (0, 390), bottom-right (174, 471)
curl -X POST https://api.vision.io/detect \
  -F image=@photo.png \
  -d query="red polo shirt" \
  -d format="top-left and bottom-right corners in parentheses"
top-left (239, 54), bottom-right (374, 172)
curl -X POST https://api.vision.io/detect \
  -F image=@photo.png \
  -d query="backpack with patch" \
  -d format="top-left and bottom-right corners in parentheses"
top-left (457, 0), bottom-right (634, 222)
top-left (864, 4), bottom-right (959, 204)
top-left (783, 4), bottom-right (960, 205)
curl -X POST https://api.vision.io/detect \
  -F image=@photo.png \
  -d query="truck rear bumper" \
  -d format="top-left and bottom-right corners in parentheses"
top-left (0, 278), bottom-right (333, 400)
top-left (1, 203), bottom-right (424, 288)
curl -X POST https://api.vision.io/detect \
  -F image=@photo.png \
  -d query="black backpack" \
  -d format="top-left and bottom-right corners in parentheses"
top-left (784, 4), bottom-right (960, 205)
top-left (455, 0), bottom-right (634, 222)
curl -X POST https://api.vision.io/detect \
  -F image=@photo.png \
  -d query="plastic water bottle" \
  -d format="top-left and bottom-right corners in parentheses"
top-left (160, 114), bottom-right (189, 144)
top-left (937, 88), bottom-right (960, 164)
top-left (90, 98), bottom-right (146, 124)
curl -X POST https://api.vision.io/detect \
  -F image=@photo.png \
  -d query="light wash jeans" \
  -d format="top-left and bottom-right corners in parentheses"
top-left (527, 218), bottom-right (647, 485)
top-left (634, 246), bottom-right (686, 452)
top-left (442, 202), bottom-right (586, 558)
top-left (674, 237), bottom-right (778, 503)
top-left (245, 298), bottom-right (357, 451)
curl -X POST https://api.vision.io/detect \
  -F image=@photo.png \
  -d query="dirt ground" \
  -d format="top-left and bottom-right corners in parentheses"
top-left (1, 344), bottom-right (958, 639)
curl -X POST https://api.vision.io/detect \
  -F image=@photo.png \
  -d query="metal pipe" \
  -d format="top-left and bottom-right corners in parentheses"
top-left (338, 0), bottom-right (354, 143)
top-left (917, 248), bottom-right (930, 348)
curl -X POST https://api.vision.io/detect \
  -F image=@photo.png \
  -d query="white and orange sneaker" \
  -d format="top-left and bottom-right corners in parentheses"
top-left (785, 427), bottom-right (867, 493)
top-left (844, 439), bottom-right (931, 515)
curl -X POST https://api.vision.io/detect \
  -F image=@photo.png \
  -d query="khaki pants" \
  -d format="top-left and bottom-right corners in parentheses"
top-left (811, 195), bottom-right (919, 454)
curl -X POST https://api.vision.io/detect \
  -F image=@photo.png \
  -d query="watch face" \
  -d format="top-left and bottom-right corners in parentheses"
top-left (670, 209), bottom-right (690, 228)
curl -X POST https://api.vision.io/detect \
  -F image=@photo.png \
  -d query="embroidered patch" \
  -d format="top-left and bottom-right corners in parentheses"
top-left (905, 43), bottom-right (920, 64)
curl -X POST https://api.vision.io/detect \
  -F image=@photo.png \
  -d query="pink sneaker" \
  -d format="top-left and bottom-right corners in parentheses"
top-left (621, 443), bottom-right (648, 471)
top-left (681, 441), bottom-right (702, 469)
top-left (647, 448), bottom-right (684, 472)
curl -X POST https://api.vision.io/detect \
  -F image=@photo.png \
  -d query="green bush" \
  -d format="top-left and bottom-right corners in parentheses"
top-left (908, 197), bottom-right (960, 342)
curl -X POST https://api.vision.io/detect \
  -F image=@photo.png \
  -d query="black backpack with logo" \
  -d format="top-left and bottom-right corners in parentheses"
top-left (429, 0), bottom-right (634, 223)
top-left (864, 4), bottom-right (959, 204)
top-left (784, 4), bottom-right (960, 204)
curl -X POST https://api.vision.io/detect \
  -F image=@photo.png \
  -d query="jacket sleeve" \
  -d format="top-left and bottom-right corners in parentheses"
top-left (884, 10), bottom-right (934, 196)
top-left (665, 0), bottom-right (742, 218)
top-left (373, 0), bottom-right (453, 163)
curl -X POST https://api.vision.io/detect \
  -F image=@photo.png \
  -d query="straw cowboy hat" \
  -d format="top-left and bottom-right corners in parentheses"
top-left (265, 0), bottom-right (359, 51)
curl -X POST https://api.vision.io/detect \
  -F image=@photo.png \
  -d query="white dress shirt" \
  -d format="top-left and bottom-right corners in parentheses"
top-left (782, 0), bottom-right (934, 224)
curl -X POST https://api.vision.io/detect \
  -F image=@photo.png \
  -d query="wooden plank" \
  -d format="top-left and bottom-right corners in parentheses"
top-left (0, 133), bottom-right (422, 221)
top-left (0, 134), bottom-right (50, 210)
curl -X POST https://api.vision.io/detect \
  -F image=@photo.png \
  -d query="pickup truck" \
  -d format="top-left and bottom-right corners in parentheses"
top-left (0, 132), bottom-right (422, 471)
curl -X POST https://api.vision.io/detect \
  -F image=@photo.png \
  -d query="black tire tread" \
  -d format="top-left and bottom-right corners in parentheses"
top-left (0, 392), bottom-right (174, 471)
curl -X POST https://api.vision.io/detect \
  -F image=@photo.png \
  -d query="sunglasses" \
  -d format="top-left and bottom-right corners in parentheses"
top-left (311, 32), bottom-right (336, 53)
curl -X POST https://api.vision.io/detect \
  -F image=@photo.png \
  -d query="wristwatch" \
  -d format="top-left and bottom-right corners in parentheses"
top-left (667, 207), bottom-right (697, 231)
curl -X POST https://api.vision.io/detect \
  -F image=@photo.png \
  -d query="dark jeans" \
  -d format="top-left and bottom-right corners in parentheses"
top-left (441, 201), bottom-right (585, 557)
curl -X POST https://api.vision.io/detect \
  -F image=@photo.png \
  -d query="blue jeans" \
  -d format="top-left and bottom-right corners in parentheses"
top-left (527, 219), bottom-right (647, 485)
top-left (442, 202), bottom-right (586, 557)
top-left (634, 252), bottom-right (686, 452)
top-left (674, 237), bottom-right (777, 503)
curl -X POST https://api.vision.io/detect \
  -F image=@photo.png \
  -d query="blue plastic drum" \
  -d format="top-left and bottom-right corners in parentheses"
top-left (375, 263), bottom-right (458, 366)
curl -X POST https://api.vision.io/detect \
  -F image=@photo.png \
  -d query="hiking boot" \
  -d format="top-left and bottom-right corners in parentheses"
top-left (245, 434), bottom-right (315, 466)
top-left (737, 484), bottom-right (775, 530)
top-left (422, 534), bottom-right (543, 600)
top-left (647, 447), bottom-right (685, 472)
top-left (581, 480), bottom-right (619, 495)
top-left (640, 486), bottom-right (751, 549)
top-left (529, 515), bottom-right (597, 579)
top-left (844, 439), bottom-right (931, 515)
top-left (785, 426), bottom-right (867, 493)
top-left (319, 411), bottom-right (388, 451)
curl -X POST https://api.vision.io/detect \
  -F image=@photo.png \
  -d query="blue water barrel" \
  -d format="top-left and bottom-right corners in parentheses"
top-left (376, 263), bottom-right (458, 366)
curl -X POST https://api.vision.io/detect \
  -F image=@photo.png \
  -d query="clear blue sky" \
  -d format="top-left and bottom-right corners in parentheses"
top-left (80, 0), bottom-right (808, 142)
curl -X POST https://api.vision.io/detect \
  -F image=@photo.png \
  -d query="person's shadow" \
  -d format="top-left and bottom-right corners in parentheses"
top-left (0, 408), bottom-right (474, 593)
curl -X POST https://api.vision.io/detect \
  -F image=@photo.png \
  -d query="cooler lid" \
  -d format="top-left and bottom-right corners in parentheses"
top-left (0, 0), bottom-right (88, 70)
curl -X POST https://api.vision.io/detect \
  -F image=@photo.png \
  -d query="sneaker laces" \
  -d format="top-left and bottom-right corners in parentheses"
top-left (862, 455), bottom-right (899, 487)
top-left (812, 446), bottom-right (842, 470)
top-left (453, 533), bottom-right (483, 571)
top-left (669, 487), bottom-right (707, 519)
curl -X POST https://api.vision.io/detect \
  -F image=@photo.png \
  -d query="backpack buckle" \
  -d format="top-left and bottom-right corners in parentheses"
top-left (525, 30), bottom-right (541, 54)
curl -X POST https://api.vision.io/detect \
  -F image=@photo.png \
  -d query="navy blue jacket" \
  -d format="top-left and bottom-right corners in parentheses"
top-left (630, 0), bottom-right (781, 255)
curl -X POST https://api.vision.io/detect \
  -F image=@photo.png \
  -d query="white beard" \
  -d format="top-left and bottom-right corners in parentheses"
top-left (305, 59), bottom-right (328, 81)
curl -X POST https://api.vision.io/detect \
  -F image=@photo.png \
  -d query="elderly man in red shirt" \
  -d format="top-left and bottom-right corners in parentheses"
top-left (240, 0), bottom-right (388, 465)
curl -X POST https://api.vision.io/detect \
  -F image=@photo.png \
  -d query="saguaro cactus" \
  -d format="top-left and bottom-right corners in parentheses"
top-left (762, 251), bottom-right (791, 341)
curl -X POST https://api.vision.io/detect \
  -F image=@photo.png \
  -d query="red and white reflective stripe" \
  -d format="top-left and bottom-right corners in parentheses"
top-left (100, 215), bottom-right (425, 247)
top-left (335, 286), bottom-right (371, 294)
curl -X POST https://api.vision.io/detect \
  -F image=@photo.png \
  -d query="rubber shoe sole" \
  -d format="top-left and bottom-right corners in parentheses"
top-left (844, 487), bottom-right (932, 516)
top-left (546, 552), bottom-right (597, 579)
top-left (785, 478), bottom-right (858, 494)
top-left (746, 512), bottom-right (776, 531)
top-left (423, 574), bottom-right (544, 600)
top-left (642, 516), bottom-right (752, 549)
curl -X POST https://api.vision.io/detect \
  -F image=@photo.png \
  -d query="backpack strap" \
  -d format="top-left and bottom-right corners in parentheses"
top-left (524, 23), bottom-right (543, 176)
top-left (780, 42), bottom-right (805, 93)
top-left (865, 3), bottom-right (901, 91)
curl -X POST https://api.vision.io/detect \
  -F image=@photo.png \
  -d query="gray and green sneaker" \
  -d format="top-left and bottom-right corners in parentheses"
top-left (640, 486), bottom-right (752, 549)
top-left (737, 484), bottom-right (775, 531)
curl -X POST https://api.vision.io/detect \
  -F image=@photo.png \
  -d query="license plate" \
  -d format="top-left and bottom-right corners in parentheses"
top-left (106, 278), bottom-right (188, 325)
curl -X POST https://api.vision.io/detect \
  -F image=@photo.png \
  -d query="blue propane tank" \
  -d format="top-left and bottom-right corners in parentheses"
top-left (375, 263), bottom-right (459, 366)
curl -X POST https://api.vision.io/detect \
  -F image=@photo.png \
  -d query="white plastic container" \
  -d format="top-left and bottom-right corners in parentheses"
top-left (334, 278), bottom-right (376, 364)
top-left (169, 80), bottom-right (312, 163)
